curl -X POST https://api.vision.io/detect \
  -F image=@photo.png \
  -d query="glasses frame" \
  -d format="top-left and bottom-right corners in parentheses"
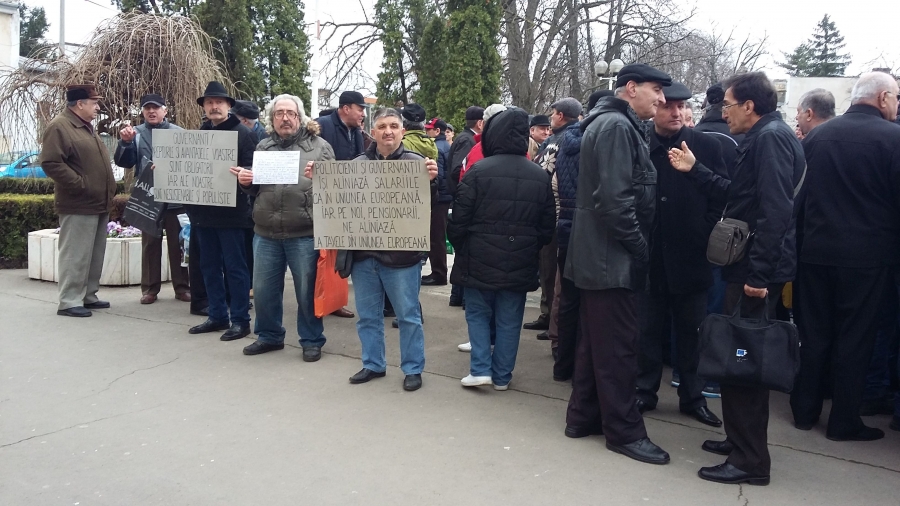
top-left (274, 110), bottom-right (300, 119)
top-left (721, 100), bottom-right (747, 111)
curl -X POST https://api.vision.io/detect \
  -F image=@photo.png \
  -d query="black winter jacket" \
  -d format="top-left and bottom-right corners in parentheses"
top-left (316, 110), bottom-right (364, 161)
top-left (799, 104), bottom-right (900, 268)
top-left (647, 127), bottom-right (727, 295)
top-left (434, 134), bottom-right (452, 203)
top-left (694, 104), bottom-right (744, 174)
top-left (448, 109), bottom-right (555, 292)
top-left (184, 115), bottom-right (255, 229)
top-left (564, 96), bottom-right (656, 291)
top-left (554, 122), bottom-right (582, 249)
top-left (446, 128), bottom-right (477, 195)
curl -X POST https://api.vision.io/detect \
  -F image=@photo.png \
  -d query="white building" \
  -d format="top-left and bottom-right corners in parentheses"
top-left (0, 2), bottom-right (19, 69)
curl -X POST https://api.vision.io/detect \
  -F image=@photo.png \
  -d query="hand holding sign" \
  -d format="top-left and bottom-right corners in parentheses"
top-left (230, 166), bottom-right (253, 186)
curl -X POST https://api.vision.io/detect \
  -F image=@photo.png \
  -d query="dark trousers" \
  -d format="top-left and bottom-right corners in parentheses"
top-left (189, 224), bottom-right (208, 313)
top-left (636, 289), bottom-right (708, 410)
top-left (791, 263), bottom-right (892, 438)
top-left (721, 282), bottom-right (782, 476)
top-left (427, 203), bottom-right (450, 282)
top-left (864, 283), bottom-right (899, 401)
top-left (195, 226), bottom-right (251, 325)
top-left (566, 288), bottom-right (647, 446)
top-left (141, 208), bottom-right (189, 297)
top-left (553, 248), bottom-right (580, 379)
top-left (537, 232), bottom-right (558, 320)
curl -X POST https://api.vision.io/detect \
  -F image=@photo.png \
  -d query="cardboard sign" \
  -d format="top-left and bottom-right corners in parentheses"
top-left (312, 160), bottom-right (431, 250)
top-left (252, 150), bottom-right (301, 185)
top-left (123, 158), bottom-right (165, 237)
top-left (152, 129), bottom-right (238, 207)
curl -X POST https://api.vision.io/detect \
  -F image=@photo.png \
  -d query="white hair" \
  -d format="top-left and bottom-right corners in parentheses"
top-left (263, 94), bottom-right (308, 133)
top-left (614, 86), bottom-right (626, 97)
top-left (850, 72), bottom-right (897, 104)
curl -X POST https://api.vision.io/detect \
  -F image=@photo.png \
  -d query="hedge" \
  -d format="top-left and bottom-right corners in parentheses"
top-left (0, 177), bottom-right (128, 195)
top-left (0, 193), bottom-right (131, 268)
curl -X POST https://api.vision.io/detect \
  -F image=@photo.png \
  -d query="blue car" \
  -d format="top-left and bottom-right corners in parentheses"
top-left (0, 151), bottom-right (46, 178)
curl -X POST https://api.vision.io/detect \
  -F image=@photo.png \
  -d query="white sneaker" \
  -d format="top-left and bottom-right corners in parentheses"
top-left (458, 342), bottom-right (471, 352)
top-left (493, 384), bottom-right (509, 391)
top-left (460, 374), bottom-right (492, 387)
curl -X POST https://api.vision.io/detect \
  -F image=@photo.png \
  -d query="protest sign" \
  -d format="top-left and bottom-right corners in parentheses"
top-left (312, 160), bottom-right (431, 250)
top-left (123, 158), bottom-right (165, 236)
top-left (252, 151), bottom-right (301, 185)
top-left (152, 130), bottom-right (238, 207)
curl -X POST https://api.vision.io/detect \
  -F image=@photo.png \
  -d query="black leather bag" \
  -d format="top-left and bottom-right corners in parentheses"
top-left (698, 295), bottom-right (801, 393)
top-left (706, 217), bottom-right (751, 266)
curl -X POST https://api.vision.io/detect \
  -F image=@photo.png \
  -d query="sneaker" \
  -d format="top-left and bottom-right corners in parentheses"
top-left (702, 385), bottom-right (722, 398)
top-left (670, 372), bottom-right (680, 387)
top-left (494, 383), bottom-right (509, 391)
top-left (460, 374), bottom-right (492, 387)
top-left (458, 342), bottom-right (472, 352)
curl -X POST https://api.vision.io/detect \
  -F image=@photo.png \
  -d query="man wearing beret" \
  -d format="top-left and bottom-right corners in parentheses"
top-left (232, 100), bottom-right (268, 143)
top-left (115, 93), bottom-right (190, 306)
top-left (40, 84), bottom-right (117, 317)
top-left (564, 63), bottom-right (672, 465)
top-left (634, 82), bottom-right (727, 429)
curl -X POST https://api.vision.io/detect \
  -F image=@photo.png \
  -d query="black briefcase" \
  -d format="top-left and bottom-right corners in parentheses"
top-left (697, 295), bottom-right (801, 393)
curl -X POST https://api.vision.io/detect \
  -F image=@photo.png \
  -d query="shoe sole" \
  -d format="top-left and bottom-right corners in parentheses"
top-left (702, 391), bottom-right (721, 398)
top-left (565, 428), bottom-right (603, 438)
top-left (302, 353), bottom-right (322, 363)
top-left (605, 443), bottom-right (670, 465)
top-left (461, 380), bottom-right (493, 387)
top-left (57, 310), bottom-right (91, 317)
top-left (493, 384), bottom-right (508, 391)
top-left (697, 471), bottom-right (770, 486)
top-left (825, 433), bottom-right (885, 442)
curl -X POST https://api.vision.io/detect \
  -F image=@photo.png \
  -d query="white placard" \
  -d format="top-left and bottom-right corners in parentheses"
top-left (151, 129), bottom-right (238, 207)
top-left (252, 150), bottom-right (302, 185)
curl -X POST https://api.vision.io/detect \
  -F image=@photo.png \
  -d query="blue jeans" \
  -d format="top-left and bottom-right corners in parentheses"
top-left (464, 287), bottom-right (527, 386)
top-left (351, 258), bottom-right (425, 375)
top-left (195, 226), bottom-right (251, 325)
top-left (252, 235), bottom-right (324, 348)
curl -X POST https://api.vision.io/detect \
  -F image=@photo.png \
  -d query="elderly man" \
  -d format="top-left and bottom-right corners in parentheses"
top-left (795, 88), bottom-right (836, 137)
top-left (564, 64), bottom-right (672, 465)
top-left (186, 81), bottom-right (257, 341)
top-left (232, 100), bottom-right (268, 142)
top-left (530, 115), bottom-right (551, 145)
top-left (232, 94), bottom-right (335, 361)
top-left (791, 72), bottom-right (900, 443)
top-left (115, 93), bottom-right (190, 305)
top-left (40, 84), bottom-right (116, 317)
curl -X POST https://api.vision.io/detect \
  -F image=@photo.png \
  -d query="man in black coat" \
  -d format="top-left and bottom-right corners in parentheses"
top-left (695, 83), bottom-right (744, 174)
top-left (790, 72), bottom-right (900, 442)
top-left (316, 91), bottom-right (366, 161)
top-left (635, 82), bottom-right (726, 428)
top-left (186, 82), bottom-right (257, 342)
top-left (448, 108), bottom-right (555, 390)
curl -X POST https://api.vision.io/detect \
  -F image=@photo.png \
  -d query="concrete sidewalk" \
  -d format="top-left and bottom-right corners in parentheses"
top-left (1, 268), bottom-right (897, 505)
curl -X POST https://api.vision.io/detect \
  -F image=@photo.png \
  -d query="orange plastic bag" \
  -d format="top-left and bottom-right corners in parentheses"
top-left (314, 249), bottom-right (349, 318)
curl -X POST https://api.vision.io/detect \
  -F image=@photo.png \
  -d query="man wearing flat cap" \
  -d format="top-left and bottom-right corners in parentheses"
top-left (529, 115), bottom-right (551, 146)
top-left (41, 84), bottom-right (116, 317)
top-left (635, 82), bottom-right (727, 430)
top-left (115, 93), bottom-right (190, 306)
top-left (563, 63), bottom-right (672, 465)
top-left (232, 100), bottom-right (268, 143)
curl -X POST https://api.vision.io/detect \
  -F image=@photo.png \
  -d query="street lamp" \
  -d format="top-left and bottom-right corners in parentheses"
top-left (595, 58), bottom-right (626, 90)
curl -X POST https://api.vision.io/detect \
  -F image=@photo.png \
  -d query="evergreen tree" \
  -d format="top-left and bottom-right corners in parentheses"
top-left (249, 0), bottom-right (311, 105)
top-left (195, 0), bottom-right (265, 101)
top-left (435, 0), bottom-right (501, 129)
top-left (806, 14), bottom-right (850, 77)
top-left (374, 0), bottom-right (437, 108)
top-left (413, 15), bottom-right (446, 117)
top-left (18, 3), bottom-right (50, 57)
top-left (779, 44), bottom-right (814, 77)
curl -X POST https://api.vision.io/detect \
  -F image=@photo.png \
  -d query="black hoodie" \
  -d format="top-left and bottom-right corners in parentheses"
top-left (447, 108), bottom-right (556, 291)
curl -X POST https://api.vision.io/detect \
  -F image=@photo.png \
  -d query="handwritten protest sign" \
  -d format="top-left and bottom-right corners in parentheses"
top-left (152, 130), bottom-right (238, 207)
top-left (312, 160), bottom-right (431, 250)
top-left (252, 151), bottom-right (301, 185)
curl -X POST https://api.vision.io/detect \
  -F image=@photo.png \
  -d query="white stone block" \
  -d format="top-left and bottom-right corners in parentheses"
top-left (40, 235), bottom-right (56, 282)
top-left (27, 232), bottom-right (42, 279)
top-left (127, 239), bottom-right (142, 285)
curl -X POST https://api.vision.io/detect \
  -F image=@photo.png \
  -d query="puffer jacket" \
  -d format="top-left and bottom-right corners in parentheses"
top-left (564, 96), bottom-right (656, 292)
top-left (448, 108), bottom-right (555, 292)
top-left (554, 122), bottom-right (583, 250)
top-left (401, 129), bottom-right (438, 159)
top-left (243, 120), bottom-right (335, 239)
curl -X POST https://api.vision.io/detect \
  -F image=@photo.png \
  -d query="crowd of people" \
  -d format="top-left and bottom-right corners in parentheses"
top-left (38, 64), bottom-right (900, 486)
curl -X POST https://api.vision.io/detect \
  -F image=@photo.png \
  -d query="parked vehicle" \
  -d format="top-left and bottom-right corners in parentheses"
top-left (0, 151), bottom-right (45, 178)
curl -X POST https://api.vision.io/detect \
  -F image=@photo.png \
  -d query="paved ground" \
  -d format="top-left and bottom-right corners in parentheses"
top-left (1, 268), bottom-right (898, 505)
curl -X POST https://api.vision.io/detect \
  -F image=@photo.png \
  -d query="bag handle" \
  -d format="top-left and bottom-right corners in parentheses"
top-left (729, 292), bottom-right (771, 324)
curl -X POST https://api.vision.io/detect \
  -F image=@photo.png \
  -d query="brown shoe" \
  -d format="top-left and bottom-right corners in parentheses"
top-left (175, 292), bottom-right (192, 302)
top-left (331, 307), bottom-right (355, 318)
top-left (140, 294), bottom-right (158, 305)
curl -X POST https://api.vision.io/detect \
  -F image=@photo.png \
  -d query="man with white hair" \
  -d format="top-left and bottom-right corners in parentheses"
top-left (795, 88), bottom-right (836, 137)
top-left (231, 94), bottom-right (336, 362)
top-left (791, 72), bottom-right (900, 442)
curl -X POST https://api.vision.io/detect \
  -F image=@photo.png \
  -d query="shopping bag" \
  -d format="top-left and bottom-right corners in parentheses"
top-left (314, 249), bottom-right (349, 318)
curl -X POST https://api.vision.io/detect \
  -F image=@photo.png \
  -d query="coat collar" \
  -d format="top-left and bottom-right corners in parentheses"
top-left (844, 103), bottom-right (887, 119)
top-left (64, 107), bottom-right (95, 133)
top-left (648, 125), bottom-right (689, 152)
top-left (201, 114), bottom-right (241, 130)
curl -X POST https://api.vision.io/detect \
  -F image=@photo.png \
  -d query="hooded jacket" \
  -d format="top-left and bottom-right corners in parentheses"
top-left (564, 96), bottom-right (656, 292)
top-left (242, 120), bottom-right (335, 239)
top-left (448, 108), bottom-right (555, 292)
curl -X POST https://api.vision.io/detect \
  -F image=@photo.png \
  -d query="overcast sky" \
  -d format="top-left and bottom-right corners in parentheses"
top-left (25, 0), bottom-right (895, 79)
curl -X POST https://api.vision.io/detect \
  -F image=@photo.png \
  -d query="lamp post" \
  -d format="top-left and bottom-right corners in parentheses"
top-left (594, 58), bottom-right (625, 90)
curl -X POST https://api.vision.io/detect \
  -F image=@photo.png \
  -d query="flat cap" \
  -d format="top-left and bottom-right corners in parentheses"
top-left (530, 114), bottom-right (551, 127)
top-left (663, 82), bottom-right (693, 101)
top-left (66, 84), bottom-right (101, 102)
top-left (231, 100), bottom-right (260, 119)
top-left (706, 83), bottom-right (725, 105)
top-left (615, 63), bottom-right (673, 88)
top-left (551, 97), bottom-right (582, 119)
top-left (465, 106), bottom-right (485, 121)
top-left (401, 103), bottom-right (426, 123)
top-left (339, 91), bottom-right (366, 107)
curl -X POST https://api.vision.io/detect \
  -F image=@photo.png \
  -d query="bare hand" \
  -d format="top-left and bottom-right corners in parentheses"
top-left (304, 161), bottom-right (314, 180)
top-left (425, 158), bottom-right (438, 180)
top-left (668, 141), bottom-right (696, 173)
top-left (229, 166), bottom-right (253, 186)
top-left (744, 284), bottom-right (768, 298)
top-left (120, 125), bottom-right (136, 143)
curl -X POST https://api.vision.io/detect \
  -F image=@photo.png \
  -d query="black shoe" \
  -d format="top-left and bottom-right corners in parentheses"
top-left (220, 324), bottom-right (251, 341)
top-left (564, 424), bottom-right (603, 438)
top-left (606, 438), bottom-right (670, 465)
top-left (682, 406), bottom-right (723, 427)
top-left (523, 318), bottom-right (549, 330)
top-left (536, 330), bottom-right (549, 340)
top-left (553, 373), bottom-right (572, 382)
top-left (189, 319), bottom-right (231, 334)
top-left (826, 426), bottom-right (885, 441)
top-left (890, 416), bottom-right (900, 431)
top-left (383, 308), bottom-right (396, 318)
top-left (57, 306), bottom-right (92, 317)
top-left (794, 417), bottom-right (818, 431)
top-left (403, 374), bottom-right (422, 391)
top-left (190, 306), bottom-right (209, 317)
top-left (302, 346), bottom-right (322, 362)
top-left (860, 397), bottom-right (894, 416)
top-left (84, 300), bottom-right (110, 309)
top-left (635, 398), bottom-right (655, 414)
top-left (243, 340), bottom-right (284, 355)
top-left (349, 368), bottom-right (386, 384)
top-left (421, 276), bottom-right (446, 286)
top-left (698, 462), bottom-right (770, 486)
top-left (449, 299), bottom-right (464, 307)
top-left (701, 439), bottom-right (734, 456)
top-left (392, 319), bottom-right (399, 329)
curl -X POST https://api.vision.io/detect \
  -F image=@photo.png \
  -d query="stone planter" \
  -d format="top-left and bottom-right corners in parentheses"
top-left (27, 229), bottom-right (171, 286)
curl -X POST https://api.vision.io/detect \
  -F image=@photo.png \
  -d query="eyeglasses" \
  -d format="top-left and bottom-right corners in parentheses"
top-left (721, 101), bottom-right (747, 111)
top-left (274, 110), bottom-right (299, 119)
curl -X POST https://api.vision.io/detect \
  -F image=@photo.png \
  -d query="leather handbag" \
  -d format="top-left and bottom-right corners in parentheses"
top-left (706, 217), bottom-right (751, 266)
top-left (697, 294), bottom-right (801, 393)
